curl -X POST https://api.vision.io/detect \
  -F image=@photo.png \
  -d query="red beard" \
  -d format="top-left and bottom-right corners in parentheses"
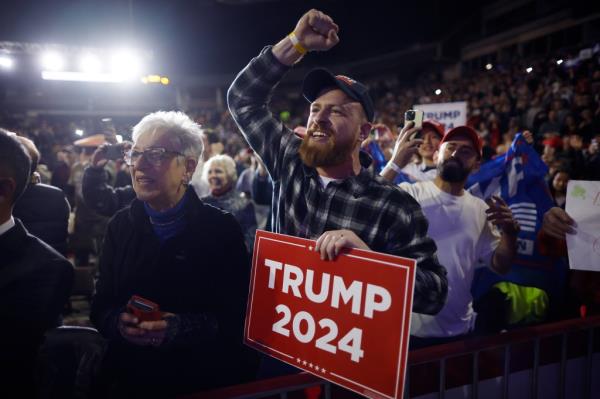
top-left (299, 125), bottom-right (355, 168)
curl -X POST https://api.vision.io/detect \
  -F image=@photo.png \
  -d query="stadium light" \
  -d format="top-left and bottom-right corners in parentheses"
top-left (485, 63), bottom-right (493, 70)
top-left (556, 59), bottom-right (564, 65)
top-left (110, 49), bottom-right (141, 80)
top-left (41, 71), bottom-right (125, 82)
top-left (0, 55), bottom-right (14, 69)
top-left (526, 67), bottom-right (533, 73)
top-left (41, 51), bottom-right (65, 71)
top-left (75, 129), bottom-right (84, 136)
top-left (434, 89), bottom-right (442, 96)
top-left (79, 53), bottom-right (101, 73)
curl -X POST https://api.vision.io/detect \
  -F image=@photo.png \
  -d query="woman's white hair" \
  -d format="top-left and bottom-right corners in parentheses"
top-left (203, 154), bottom-right (238, 183)
top-left (132, 111), bottom-right (204, 161)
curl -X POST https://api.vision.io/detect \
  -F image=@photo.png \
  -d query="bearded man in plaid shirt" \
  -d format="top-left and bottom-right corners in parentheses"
top-left (228, 9), bottom-right (447, 315)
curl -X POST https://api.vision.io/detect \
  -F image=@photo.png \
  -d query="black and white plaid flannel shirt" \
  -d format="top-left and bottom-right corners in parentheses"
top-left (227, 46), bottom-right (447, 315)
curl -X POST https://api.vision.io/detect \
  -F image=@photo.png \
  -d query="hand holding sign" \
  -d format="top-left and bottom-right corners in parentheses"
top-left (315, 229), bottom-right (370, 260)
top-left (565, 180), bottom-right (600, 271)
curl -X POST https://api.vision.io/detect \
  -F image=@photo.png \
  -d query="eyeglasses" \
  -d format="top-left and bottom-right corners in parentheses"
top-left (124, 147), bottom-right (185, 166)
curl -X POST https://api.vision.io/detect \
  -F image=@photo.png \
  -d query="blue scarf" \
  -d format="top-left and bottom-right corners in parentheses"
top-left (144, 194), bottom-right (188, 244)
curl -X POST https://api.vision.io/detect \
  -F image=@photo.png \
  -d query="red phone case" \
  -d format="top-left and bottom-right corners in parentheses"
top-left (127, 295), bottom-right (162, 322)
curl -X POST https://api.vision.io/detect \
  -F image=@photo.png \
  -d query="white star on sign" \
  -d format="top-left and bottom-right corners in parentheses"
top-left (309, 363), bottom-right (313, 368)
top-left (308, 246), bottom-right (313, 251)
top-left (314, 366), bottom-right (320, 372)
top-left (297, 358), bottom-right (301, 363)
top-left (302, 360), bottom-right (307, 366)
top-left (322, 368), bottom-right (326, 373)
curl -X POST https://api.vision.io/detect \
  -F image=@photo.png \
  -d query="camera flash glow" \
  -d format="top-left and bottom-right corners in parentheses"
top-left (526, 67), bottom-right (533, 73)
top-left (434, 89), bottom-right (442, 95)
top-left (556, 59), bottom-right (563, 65)
top-left (485, 63), bottom-right (493, 70)
top-left (75, 129), bottom-right (84, 136)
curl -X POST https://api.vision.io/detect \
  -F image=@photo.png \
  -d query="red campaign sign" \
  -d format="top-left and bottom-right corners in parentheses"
top-left (244, 230), bottom-right (416, 399)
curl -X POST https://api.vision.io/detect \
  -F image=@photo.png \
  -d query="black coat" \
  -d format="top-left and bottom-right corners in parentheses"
top-left (13, 183), bottom-right (70, 255)
top-left (90, 188), bottom-right (257, 396)
top-left (0, 219), bottom-right (74, 397)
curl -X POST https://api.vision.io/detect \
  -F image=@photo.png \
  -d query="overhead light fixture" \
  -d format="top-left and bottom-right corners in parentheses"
top-left (110, 49), bottom-right (141, 80)
top-left (556, 59), bottom-right (564, 65)
top-left (75, 129), bottom-right (84, 136)
top-left (41, 71), bottom-right (125, 82)
top-left (434, 89), bottom-right (442, 95)
top-left (80, 53), bottom-right (101, 73)
top-left (41, 51), bottom-right (65, 71)
top-left (485, 63), bottom-right (493, 70)
top-left (526, 67), bottom-right (533, 73)
top-left (0, 55), bottom-right (14, 69)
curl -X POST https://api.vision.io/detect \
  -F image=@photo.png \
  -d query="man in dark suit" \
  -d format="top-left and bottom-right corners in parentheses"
top-left (13, 135), bottom-right (71, 255)
top-left (0, 128), bottom-right (74, 397)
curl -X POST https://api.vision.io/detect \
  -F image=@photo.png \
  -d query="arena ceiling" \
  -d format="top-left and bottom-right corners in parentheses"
top-left (0, 0), bottom-right (493, 75)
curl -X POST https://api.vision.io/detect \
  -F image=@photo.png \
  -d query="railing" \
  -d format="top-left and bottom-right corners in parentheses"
top-left (183, 315), bottom-right (600, 399)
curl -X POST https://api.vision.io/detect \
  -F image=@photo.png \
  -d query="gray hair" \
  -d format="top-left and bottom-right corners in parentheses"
top-left (132, 111), bottom-right (204, 161)
top-left (203, 154), bottom-right (238, 183)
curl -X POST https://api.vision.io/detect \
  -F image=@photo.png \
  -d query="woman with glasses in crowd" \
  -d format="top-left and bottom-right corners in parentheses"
top-left (90, 111), bottom-right (257, 397)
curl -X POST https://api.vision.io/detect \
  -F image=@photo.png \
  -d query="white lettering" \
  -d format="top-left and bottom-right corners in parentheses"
top-left (331, 276), bottom-right (362, 315)
top-left (282, 264), bottom-right (303, 298)
top-left (364, 284), bottom-right (391, 319)
top-left (305, 269), bottom-right (330, 303)
top-left (264, 259), bottom-right (283, 289)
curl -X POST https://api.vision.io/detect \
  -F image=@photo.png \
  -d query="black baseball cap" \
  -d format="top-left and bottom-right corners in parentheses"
top-left (302, 68), bottom-right (375, 122)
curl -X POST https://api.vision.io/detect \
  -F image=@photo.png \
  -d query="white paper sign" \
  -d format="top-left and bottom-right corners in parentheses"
top-left (413, 101), bottom-right (467, 130)
top-left (565, 180), bottom-right (600, 271)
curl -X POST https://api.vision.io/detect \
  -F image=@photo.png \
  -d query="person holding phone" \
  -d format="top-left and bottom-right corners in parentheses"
top-left (90, 111), bottom-right (257, 396)
top-left (387, 126), bottom-right (520, 347)
top-left (380, 117), bottom-right (445, 183)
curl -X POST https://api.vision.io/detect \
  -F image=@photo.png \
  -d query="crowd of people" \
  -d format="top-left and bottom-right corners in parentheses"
top-left (1, 7), bottom-right (599, 398)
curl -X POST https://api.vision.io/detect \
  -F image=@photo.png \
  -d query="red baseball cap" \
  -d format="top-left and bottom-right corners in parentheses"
top-left (421, 120), bottom-right (445, 138)
top-left (440, 126), bottom-right (483, 157)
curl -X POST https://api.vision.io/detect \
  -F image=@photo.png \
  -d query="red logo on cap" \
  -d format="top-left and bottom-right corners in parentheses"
top-left (336, 75), bottom-right (356, 86)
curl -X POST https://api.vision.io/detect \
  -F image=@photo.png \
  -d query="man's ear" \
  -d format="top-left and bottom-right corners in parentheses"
top-left (0, 178), bottom-right (16, 206)
top-left (358, 123), bottom-right (372, 142)
top-left (472, 158), bottom-right (482, 172)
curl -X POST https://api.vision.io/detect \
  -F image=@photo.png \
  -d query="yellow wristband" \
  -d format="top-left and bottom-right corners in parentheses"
top-left (288, 32), bottom-right (307, 55)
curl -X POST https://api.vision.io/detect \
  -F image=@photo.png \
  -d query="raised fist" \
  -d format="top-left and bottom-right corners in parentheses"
top-left (293, 9), bottom-right (340, 52)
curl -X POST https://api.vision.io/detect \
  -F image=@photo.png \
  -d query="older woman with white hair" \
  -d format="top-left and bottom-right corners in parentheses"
top-left (90, 111), bottom-right (257, 396)
top-left (202, 154), bottom-right (258, 250)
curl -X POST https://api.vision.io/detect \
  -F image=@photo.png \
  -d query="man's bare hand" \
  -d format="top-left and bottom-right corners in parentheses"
top-left (390, 121), bottom-right (423, 168)
top-left (485, 195), bottom-right (520, 236)
top-left (314, 229), bottom-right (370, 261)
top-left (294, 9), bottom-right (340, 52)
top-left (541, 207), bottom-right (576, 240)
top-left (91, 144), bottom-right (110, 168)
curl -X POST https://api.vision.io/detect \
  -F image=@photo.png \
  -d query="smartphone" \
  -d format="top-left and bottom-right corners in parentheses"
top-left (405, 109), bottom-right (424, 130)
top-left (104, 144), bottom-right (124, 160)
top-left (127, 295), bottom-right (162, 322)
